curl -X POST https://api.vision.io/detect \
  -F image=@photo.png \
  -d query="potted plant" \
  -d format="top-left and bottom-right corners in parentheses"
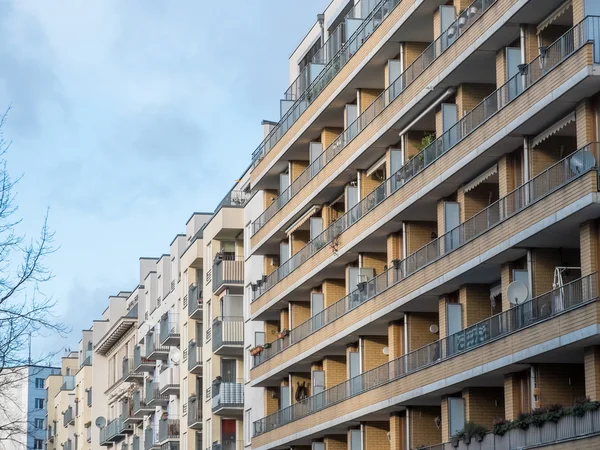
top-left (250, 346), bottom-right (264, 356)
top-left (278, 329), bottom-right (289, 339)
top-left (264, 342), bottom-right (272, 349)
top-left (458, 8), bottom-right (467, 27)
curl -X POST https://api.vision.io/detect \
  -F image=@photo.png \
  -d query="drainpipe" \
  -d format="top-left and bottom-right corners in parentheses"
top-left (519, 25), bottom-right (527, 64)
top-left (317, 14), bottom-right (325, 49)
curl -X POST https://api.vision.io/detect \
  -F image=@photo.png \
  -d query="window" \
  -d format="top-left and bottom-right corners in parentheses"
top-left (34, 398), bottom-right (45, 409)
top-left (245, 410), bottom-right (252, 446)
top-left (34, 439), bottom-right (43, 449)
top-left (35, 378), bottom-right (44, 389)
top-left (34, 419), bottom-right (44, 429)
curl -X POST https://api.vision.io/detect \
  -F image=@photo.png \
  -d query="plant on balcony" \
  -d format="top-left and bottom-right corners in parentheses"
top-left (329, 232), bottom-right (341, 255)
top-left (277, 329), bottom-right (289, 339)
top-left (84, 421), bottom-right (91, 429)
top-left (416, 133), bottom-right (436, 152)
top-left (250, 346), bottom-right (264, 356)
top-left (451, 421), bottom-right (488, 446)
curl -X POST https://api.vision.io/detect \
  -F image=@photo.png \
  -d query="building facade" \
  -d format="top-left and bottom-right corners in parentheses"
top-left (245, 0), bottom-right (600, 449)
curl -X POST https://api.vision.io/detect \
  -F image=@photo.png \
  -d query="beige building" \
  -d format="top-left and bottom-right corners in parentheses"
top-left (45, 353), bottom-right (79, 450)
top-left (245, 0), bottom-right (600, 449)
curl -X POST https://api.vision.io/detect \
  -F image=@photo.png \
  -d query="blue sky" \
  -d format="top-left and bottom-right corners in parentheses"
top-left (0, 0), bottom-right (326, 356)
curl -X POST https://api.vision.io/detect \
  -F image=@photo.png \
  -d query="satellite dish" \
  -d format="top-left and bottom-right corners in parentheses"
top-left (429, 324), bottom-right (439, 334)
top-left (570, 150), bottom-right (596, 174)
top-left (95, 417), bottom-right (106, 429)
top-left (170, 348), bottom-right (181, 365)
top-left (507, 281), bottom-right (529, 305)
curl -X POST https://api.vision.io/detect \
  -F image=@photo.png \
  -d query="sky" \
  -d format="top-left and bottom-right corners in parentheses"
top-left (0, 0), bottom-right (326, 357)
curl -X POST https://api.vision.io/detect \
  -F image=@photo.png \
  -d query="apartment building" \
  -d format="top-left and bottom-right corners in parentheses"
top-left (245, 0), bottom-right (600, 449)
top-left (46, 353), bottom-right (79, 450)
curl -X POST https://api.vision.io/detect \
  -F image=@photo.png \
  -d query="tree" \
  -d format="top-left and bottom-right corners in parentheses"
top-left (0, 107), bottom-right (66, 450)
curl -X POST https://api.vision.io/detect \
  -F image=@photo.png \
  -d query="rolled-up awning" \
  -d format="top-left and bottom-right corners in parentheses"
top-left (537, 0), bottom-right (572, 35)
top-left (490, 284), bottom-right (502, 300)
top-left (463, 164), bottom-right (498, 194)
top-left (531, 111), bottom-right (575, 148)
top-left (285, 206), bottom-right (321, 236)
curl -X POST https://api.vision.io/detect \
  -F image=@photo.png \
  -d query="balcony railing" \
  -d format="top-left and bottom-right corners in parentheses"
top-left (100, 417), bottom-right (130, 445)
top-left (146, 382), bottom-right (169, 406)
top-left (80, 354), bottom-right (92, 368)
top-left (210, 441), bottom-right (243, 450)
top-left (188, 284), bottom-right (203, 320)
top-left (144, 427), bottom-right (159, 450)
top-left (252, 143), bottom-right (599, 367)
top-left (212, 317), bottom-right (244, 354)
top-left (212, 256), bottom-right (244, 293)
top-left (123, 356), bottom-right (143, 381)
top-left (146, 333), bottom-right (169, 359)
top-left (134, 345), bottom-right (155, 372)
top-left (64, 439), bottom-right (72, 450)
top-left (188, 340), bottom-right (203, 374)
top-left (60, 376), bottom-right (75, 391)
top-left (251, 0), bottom-right (498, 235)
top-left (133, 390), bottom-right (153, 416)
top-left (253, 274), bottom-right (598, 435)
top-left (160, 313), bottom-right (180, 346)
top-left (187, 399), bottom-right (202, 428)
top-left (158, 419), bottom-right (180, 443)
top-left (132, 436), bottom-right (140, 450)
top-left (63, 406), bottom-right (74, 427)
top-left (212, 380), bottom-right (244, 413)
top-left (423, 407), bottom-right (600, 450)
top-left (251, 15), bottom-right (600, 301)
top-left (214, 189), bottom-right (252, 213)
top-left (159, 366), bottom-right (180, 395)
top-left (250, 0), bottom-right (412, 169)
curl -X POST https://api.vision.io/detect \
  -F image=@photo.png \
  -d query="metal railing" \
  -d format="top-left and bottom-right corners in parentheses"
top-left (123, 356), bottom-right (140, 379)
top-left (251, 0), bottom-right (497, 235)
top-left (159, 366), bottom-right (180, 391)
top-left (421, 408), bottom-right (600, 450)
top-left (63, 406), bottom-right (74, 427)
top-left (146, 333), bottom-right (168, 357)
top-left (60, 376), bottom-right (75, 391)
top-left (252, 143), bottom-right (599, 366)
top-left (133, 390), bottom-right (151, 414)
top-left (64, 439), bottom-right (72, 450)
top-left (212, 256), bottom-right (244, 292)
top-left (210, 441), bottom-right (243, 450)
top-left (188, 284), bottom-right (203, 318)
top-left (145, 382), bottom-right (169, 405)
top-left (100, 417), bottom-right (130, 443)
top-left (80, 354), bottom-right (92, 367)
top-left (214, 189), bottom-right (252, 214)
top-left (251, 0), bottom-right (413, 168)
top-left (188, 340), bottom-right (203, 370)
top-left (251, 15), bottom-right (600, 301)
top-left (144, 427), bottom-right (158, 450)
top-left (212, 316), bottom-right (244, 352)
top-left (134, 345), bottom-right (153, 370)
top-left (158, 419), bottom-right (180, 442)
top-left (160, 313), bottom-right (180, 344)
top-left (253, 274), bottom-right (598, 435)
top-left (212, 379), bottom-right (244, 411)
top-left (187, 399), bottom-right (202, 426)
top-left (132, 436), bottom-right (140, 450)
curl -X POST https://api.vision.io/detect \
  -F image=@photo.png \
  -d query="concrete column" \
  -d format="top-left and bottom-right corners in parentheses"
top-left (389, 412), bottom-right (406, 450)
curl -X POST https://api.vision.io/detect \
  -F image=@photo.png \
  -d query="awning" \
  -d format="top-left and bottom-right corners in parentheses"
top-left (490, 284), bottom-right (502, 300)
top-left (285, 206), bottom-right (321, 236)
top-left (537, 0), bottom-right (572, 35)
top-left (531, 111), bottom-right (575, 148)
top-left (366, 156), bottom-right (386, 177)
top-left (463, 164), bottom-right (498, 194)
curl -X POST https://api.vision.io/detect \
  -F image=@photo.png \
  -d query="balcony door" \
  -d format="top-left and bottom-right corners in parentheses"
top-left (221, 359), bottom-right (236, 383)
top-left (221, 419), bottom-right (236, 445)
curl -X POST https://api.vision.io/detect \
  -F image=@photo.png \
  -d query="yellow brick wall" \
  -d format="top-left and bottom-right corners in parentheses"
top-left (323, 356), bottom-right (347, 389)
top-left (498, 153), bottom-right (517, 197)
top-left (441, 397), bottom-right (450, 442)
top-left (387, 232), bottom-right (402, 265)
top-left (290, 373), bottom-right (311, 404)
top-left (404, 42), bottom-right (429, 67)
top-left (388, 321), bottom-right (403, 360)
top-left (389, 412), bottom-right (406, 450)
top-left (529, 136), bottom-right (576, 177)
top-left (500, 259), bottom-right (526, 312)
top-left (322, 203), bottom-right (342, 228)
top-left (265, 387), bottom-right (280, 416)
top-left (407, 312), bottom-right (438, 352)
top-left (290, 302), bottom-right (311, 328)
top-left (405, 130), bottom-right (432, 160)
top-left (291, 230), bottom-right (310, 254)
top-left (323, 279), bottom-right (346, 308)
top-left (264, 321), bottom-right (279, 344)
top-left (524, 25), bottom-right (539, 63)
top-left (264, 189), bottom-right (278, 209)
top-left (359, 89), bottom-right (384, 114)
top-left (362, 336), bottom-right (389, 371)
top-left (322, 128), bottom-right (344, 149)
top-left (576, 99), bottom-right (597, 148)
top-left (537, 364), bottom-right (585, 407)
top-left (363, 422), bottom-right (390, 450)
top-left (585, 346), bottom-right (600, 401)
top-left (463, 387), bottom-right (504, 431)
top-left (459, 284), bottom-right (492, 327)
top-left (455, 83), bottom-right (496, 118)
top-left (280, 309), bottom-right (289, 331)
top-left (404, 222), bottom-right (437, 254)
top-left (453, 0), bottom-right (470, 10)
top-left (457, 183), bottom-right (497, 222)
top-left (504, 371), bottom-right (530, 420)
top-left (409, 406), bottom-right (442, 449)
top-left (324, 435), bottom-right (347, 450)
top-left (433, 8), bottom-right (441, 40)
top-left (362, 252), bottom-right (388, 276)
top-left (580, 220), bottom-right (599, 277)
top-left (495, 49), bottom-right (506, 86)
top-left (531, 249), bottom-right (561, 297)
top-left (573, 0), bottom-right (585, 23)
top-left (359, 170), bottom-right (382, 200)
top-left (290, 160), bottom-right (309, 183)
top-left (264, 255), bottom-right (279, 276)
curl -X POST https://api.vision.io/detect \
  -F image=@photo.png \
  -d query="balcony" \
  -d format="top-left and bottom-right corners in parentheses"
top-left (159, 313), bottom-right (180, 347)
top-left (99, 417), bottom-right (131, 445)
top-left (132, 436), bottom-right (140, 450)
top-left (80, 353), bottom-right (92, 368)
top-left (133, 390), bottom-right (154, 417)
top-left (145, 382), bottom-right (169, 407)
top-left (118, 413), bottom-right (134, 434)
top-left (187, 398), bottom-right (202, 430)
top-left (159, 366), bottom-right (180, 396)
top-left (144, 427), bottom-right (159, 450)
top-left (211, 380), bottom-right (243, 415)
top-left (158, 418), bottom-right (179, 444)
top-left (63, 406), bottom-right (74, 427)
top-left (212, 255), bottom-right (243, 295)
top-left (187, 340), bottom-right (203, 375)
top-left (212, 316), bottom-right (243, 355)
top-left (60, 376), bottom-right (75, 391)
top-left (252, 275), bottom-right (598, 438)
top-left (64, 439), bottom-right (72, 450)
top-left (146, 333), bottom-right (169, 361)
top-left (214, 189), bottom-right (252, 214)
top-left (95, 304), bottom-right (138, 356)
top-left (134, 345), bottom-right (155, 372)
top-left (123, 356), bottom-right (143, 383)
top-left (210, 441), bottom-right (243, 450)
top-left (188, 284), bottom-right (203, 320)
top-left (160, 443), bottom-right (179, 450)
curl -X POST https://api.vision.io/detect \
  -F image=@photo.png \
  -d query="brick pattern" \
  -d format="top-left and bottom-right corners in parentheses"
top-left (585, 346), bottom-right (600, 401)
top-left (404, 222), bottom-right (437, 254)
top-left (529, 136), bottom-right (576, 177)
top-left (252, 301), bottom-right (600, 447)
top-left (360, 170), bottom-right (382, 200)
top-left (441, 396), bottom-right (450, 442)
top-left (387, 233), bottom-right (402, 266)
top-left (537, 364), bottom-right (585, 407)
top-left (362, 336), bottom-right (389, 371)
top-left (264, 320), bottom-right (279, 344)
top-left (409, 406), bottom-right (442, 449)
top-left (500, 259), bottom-right (526, 312)
top-left (291, 160), bottom-right (309, 183)
top-left (362, 252), bottom-right (388, 276)
top-left (323, 279), bottom-right (346, 308)
top-left (459, 284), bottom-right (491, 327)
top-left (495, 48), bottom-right (507, 86)
top-left (291, 230), bottom-right (310, 254)
top-left (322, 128), bottom-right (344, 149)
top-left (290, 373), bottom-right (311, 404)
top-left (407, 312), bottom-right (438, 352)
top-left (456, 83), bottom-right (496, 118)
top-left (280, 309), bottom-right (290, 331)
top-left (323, 356), bottom-right (347, 389)
top-left (573, 0), bottom-right (585, 24)
top-left (389, 412), bottom-right (405, 450)
top-left (524, 25), bottom-right (539, 64)
top-left (265, 387), bottom-right (280, 416)
top-left (405, 130), bottom-right (432, 160)
top-left (504, 371), bottom-right (530, 420)
top-left (363, 421), bottom-right (389, 450)
top-left (264, 189), bottom-right (278, 209)
top-left (498, 153), bottom-right (517, 197)
top-left (324, 435), bottom-right (347, 450)
top-left (463, 387), bottom-right (504, 431)
top-left (577, 99), bottom-right (597, 148)
top-left (438, 297), bottom-right (448, 338)
top-left (359, 89), bottom-right (384, 114)
top-left (404, 42), bottom-right (429, 67)
top-left (264, 255), bottom-right (279, 276)
top-left (457, 183), bottom-right (498, 222)
top-left (433, 8), bottom-right (441, 40)
top-left (322, 203), bottom-right (342, 228)
top-left (580, 220), bottom-right (599, 277)
top-left (388, 321), bottom-right (403, 360)
top-left (290, 302), bottom-right (310, 328)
